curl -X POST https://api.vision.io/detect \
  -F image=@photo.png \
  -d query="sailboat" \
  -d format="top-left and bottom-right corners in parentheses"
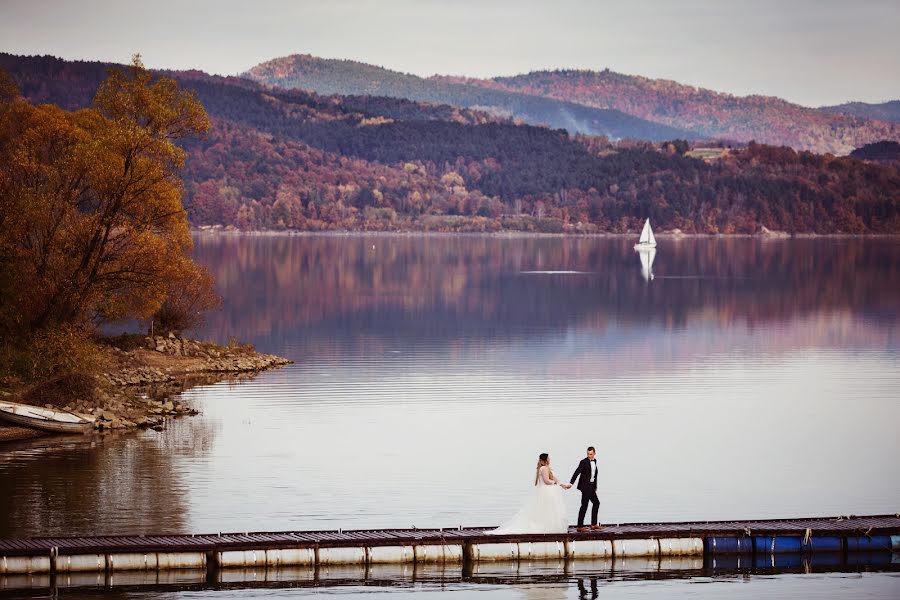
top-left (634, 218), bottom-right (657, 250)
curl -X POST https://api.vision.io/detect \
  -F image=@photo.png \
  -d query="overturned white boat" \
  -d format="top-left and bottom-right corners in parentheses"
top-left (0, 400), bottom-right (94, 434)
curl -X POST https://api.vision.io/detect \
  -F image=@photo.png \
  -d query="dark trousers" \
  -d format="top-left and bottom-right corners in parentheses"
top-left (578, 487), bottom-right (600, 526)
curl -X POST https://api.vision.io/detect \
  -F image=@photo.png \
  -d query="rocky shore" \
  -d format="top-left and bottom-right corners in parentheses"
top-left (0, 335), bottom-right (291, 443)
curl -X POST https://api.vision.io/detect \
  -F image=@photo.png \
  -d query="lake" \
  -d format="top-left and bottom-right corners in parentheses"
top-left (1, 234), bottom-right (898, 598)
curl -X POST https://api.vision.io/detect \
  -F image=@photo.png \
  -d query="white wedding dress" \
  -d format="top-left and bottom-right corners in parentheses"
top-left (491, 466), bottom-right (569, 534)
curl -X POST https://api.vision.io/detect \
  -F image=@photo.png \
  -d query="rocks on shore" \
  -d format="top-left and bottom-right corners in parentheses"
top-left (758, 226), bottom-right (791, 238)
top-left (102, 335), bottom-right (291, 387)
top-left (89, 335), bottom-right (291, 432)
top-left (53, 392), bottom-right (198, 432)
top-left (1, 335), bottom-right (291, 441)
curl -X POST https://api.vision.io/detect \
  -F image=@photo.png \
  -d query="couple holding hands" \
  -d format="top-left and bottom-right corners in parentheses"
top-left (492, 446), bottom-right (601, 534)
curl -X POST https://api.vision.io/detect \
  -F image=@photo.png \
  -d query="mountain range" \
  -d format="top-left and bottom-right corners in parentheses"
top-left (820, 100), bottom-right (900, 124)
top-left (246, 55), bottom-right (900, 155)
top-left (243, 55), bottom-right (695, 142)
top-left (1, 52), bottom-right (898, 234)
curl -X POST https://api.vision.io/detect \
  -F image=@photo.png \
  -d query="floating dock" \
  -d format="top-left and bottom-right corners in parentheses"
top-left (4, 552), bottom-right (900, 595)
top-left (1, 515), bottom-right (897, 577)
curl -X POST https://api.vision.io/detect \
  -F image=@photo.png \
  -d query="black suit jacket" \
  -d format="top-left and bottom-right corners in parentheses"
top-left (570, 458), bottom-right (598, 492)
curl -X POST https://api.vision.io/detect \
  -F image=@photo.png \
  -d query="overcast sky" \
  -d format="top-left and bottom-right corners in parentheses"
top-left (1, 0), bottom-right (897, 107)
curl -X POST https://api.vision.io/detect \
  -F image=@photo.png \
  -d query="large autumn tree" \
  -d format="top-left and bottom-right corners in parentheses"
top-left (0, 56), bottom-right (217, 375)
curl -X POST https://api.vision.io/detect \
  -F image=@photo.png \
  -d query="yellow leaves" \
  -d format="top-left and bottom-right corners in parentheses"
top-left (93, 55), bottom-right (209, 144)
top-left (440, 171), bottom-right (465, 187)
top-left (357, 116), bottom-right (393, 127)
top-left (337, 183), bottom-right (359, 198)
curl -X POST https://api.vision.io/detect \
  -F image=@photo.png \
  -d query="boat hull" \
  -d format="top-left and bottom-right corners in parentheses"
top-left (0, 403), bottom-right (94, 434)
top-left (634, 243), bottom-right (657, 250)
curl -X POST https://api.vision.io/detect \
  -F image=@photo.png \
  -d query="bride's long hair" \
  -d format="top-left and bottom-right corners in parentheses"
top-left (535, 453), bottom-right (550, 485)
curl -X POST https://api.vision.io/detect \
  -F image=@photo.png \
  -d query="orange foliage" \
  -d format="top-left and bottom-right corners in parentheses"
top-left (0, 57), bottom-right (214, 342)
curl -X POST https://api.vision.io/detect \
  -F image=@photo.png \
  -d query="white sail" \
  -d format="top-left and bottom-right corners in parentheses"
top-left (638, 219), bottom-right (656, 246)
top-left (634, 219), bottom-right (656, 250)
top-left (639, 219), bottom-right (651, 244)
top-left (635, 218), bottom-right (657, 248)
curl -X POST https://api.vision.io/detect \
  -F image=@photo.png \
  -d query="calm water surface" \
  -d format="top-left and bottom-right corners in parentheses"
top-left (1, 234), bottom-right (898, 597)
top-left (6, 566), bottom-right (900, 599)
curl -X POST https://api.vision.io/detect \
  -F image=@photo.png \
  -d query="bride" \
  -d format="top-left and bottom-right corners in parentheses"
top-left (491, 453), bottom-right (572, 534)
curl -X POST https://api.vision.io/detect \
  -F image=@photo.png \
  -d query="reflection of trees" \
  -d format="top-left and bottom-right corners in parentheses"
top-left (0, 414), bottom-right (216, 537)
top-left (193, 234), bottom-right (898, 353)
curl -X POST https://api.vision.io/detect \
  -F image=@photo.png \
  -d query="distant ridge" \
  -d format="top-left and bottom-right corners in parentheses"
top-left (820, 100), bottom-right (900, 124)
top-left (430, 69), bottom-right (900, 155)
top-left (243, 55), bottom-right (697, 141)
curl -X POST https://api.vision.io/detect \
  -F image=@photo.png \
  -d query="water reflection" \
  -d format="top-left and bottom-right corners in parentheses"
top-left (0, 414), bottom-right (216, 537)
top-left (1, 235), bottom-right (898, 542)
top-left (187, 235), bottom-right (900, 422)
top-left (193, 234), bottom-right (899, 352)
top-left (636, 248), bottom-right (656, 282)
top-left (1, 554), bottom-right (898, 597)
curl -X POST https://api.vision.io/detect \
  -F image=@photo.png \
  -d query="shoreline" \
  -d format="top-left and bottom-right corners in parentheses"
top-left (0, 335), bottom-right (292, 444)
top-left (191, 227), bottom-right (900, 239)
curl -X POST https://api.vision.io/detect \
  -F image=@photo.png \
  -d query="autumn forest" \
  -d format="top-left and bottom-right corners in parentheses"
top-left (2, 53), bottom-right (899, 238)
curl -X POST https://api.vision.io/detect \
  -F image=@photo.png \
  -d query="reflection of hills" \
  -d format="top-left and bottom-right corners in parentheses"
top-left (540, 311), bottom-right (895, 381)
top-left (0, 416), bottom-right (215, 537)
top-left (194, 235), bottom-right (898, 356)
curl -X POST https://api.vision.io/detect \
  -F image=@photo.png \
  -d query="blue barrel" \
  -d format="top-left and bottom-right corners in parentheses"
top-left (802, 537), bottom-right (842, 553)
top-left (808, 552), bottom-right (842, 567)
top-left (754, 553), bottom-right (803, 569)
top-left (704, 554), bottom-right (749, 570)
top-left (754, 536), bottom-right (803, 554)
top-left (706, 537), bottom-right (752, 554)
top-left (845, 551), bottom-right (892, 566)
top-left (846, 536), bottom-right (892, 552)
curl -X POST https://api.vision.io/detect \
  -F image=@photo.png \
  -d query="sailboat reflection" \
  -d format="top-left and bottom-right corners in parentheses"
top-left (637, 247), bottom-right (656, 281)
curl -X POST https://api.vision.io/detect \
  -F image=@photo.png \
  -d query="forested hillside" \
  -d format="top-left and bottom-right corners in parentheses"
top-left (244, 54), bottom-right (696, 141)
top-left (850, 141), bottom-right (900, 163)
top-left (820, 100), bottom-right (900, 124)
top-left (434, 70), bottom-right (900, 155)
top-left (2, 53), bottom-right (898, 234)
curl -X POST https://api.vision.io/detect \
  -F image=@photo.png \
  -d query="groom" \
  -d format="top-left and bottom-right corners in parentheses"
top-left (570, 446), bottom-right (601, 532)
